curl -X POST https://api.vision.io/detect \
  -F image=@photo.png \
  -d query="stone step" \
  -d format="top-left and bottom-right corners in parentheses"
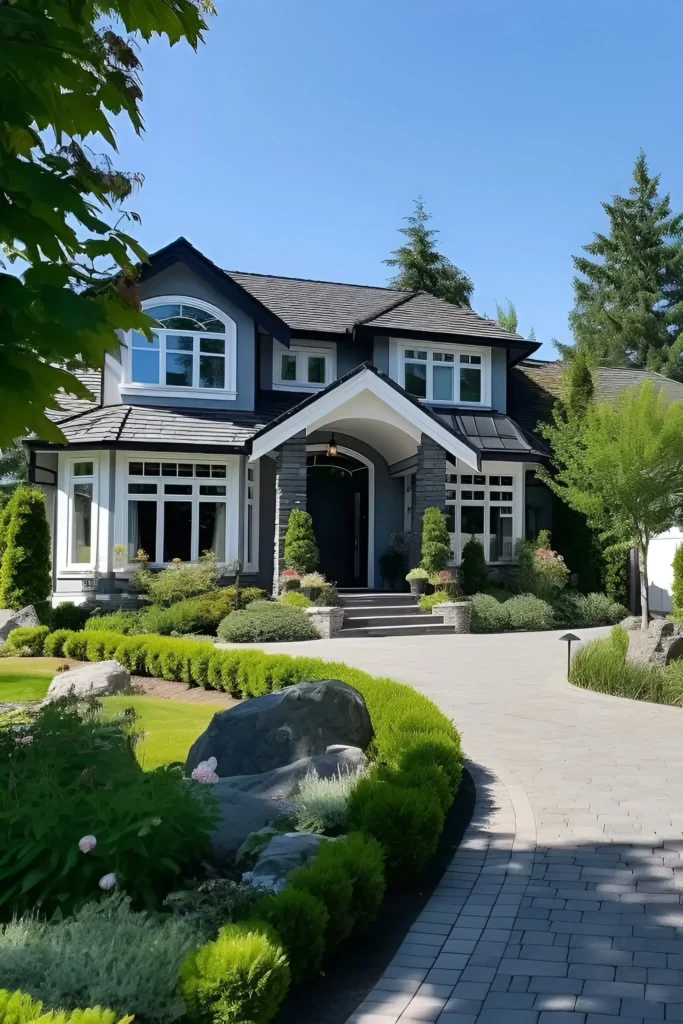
top-left (338, 622), bottom-right (455, 639)
top-left (343, 603), bottom-right (425, 620)
top-left (339, 593), bottom-right (418, 608)
top-left (342, 613), bottom-right (442, 629)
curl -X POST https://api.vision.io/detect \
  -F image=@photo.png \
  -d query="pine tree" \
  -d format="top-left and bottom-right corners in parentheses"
top-left (495, 299), bottom-right (518, 333)
top-left (0, 485), bottom-right (52, 618)
top-left (384, 198), bottom-right (474, 307)
top-left (570, 151), bottom-right (683, 378)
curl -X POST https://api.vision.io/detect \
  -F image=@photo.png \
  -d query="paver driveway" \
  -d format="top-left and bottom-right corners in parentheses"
top-left (258, 627), bottom-right (683, 1023)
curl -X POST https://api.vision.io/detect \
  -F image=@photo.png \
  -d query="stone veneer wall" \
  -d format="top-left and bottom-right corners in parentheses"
top-left (410, 433), bottom-right (447, 569)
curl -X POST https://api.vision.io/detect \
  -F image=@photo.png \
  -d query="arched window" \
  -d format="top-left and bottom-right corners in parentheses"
top-left (127, 298), bottom-right (237, 396)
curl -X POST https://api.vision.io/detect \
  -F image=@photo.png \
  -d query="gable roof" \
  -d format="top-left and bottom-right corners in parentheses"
top-left (362, 290), bottom-right (527, 342)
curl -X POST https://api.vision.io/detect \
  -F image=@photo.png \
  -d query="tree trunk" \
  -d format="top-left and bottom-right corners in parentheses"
top-left (638, 542), bottom-right (650, 631)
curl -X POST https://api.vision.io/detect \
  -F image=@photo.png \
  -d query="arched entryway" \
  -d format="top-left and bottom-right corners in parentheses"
top-left (306, 446), bottom-right (371, 588)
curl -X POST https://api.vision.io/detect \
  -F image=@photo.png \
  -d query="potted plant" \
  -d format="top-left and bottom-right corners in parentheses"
top-left (406, 566), bottom-right (430, 595)
top-left (300, 571), bottom-right (327, 600)
top-left (278, 568), bottom-right (301, 592)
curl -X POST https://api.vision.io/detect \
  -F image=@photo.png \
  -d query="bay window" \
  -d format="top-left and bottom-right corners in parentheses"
top-left (399, 345), bottom-right (487, 405)
top-left (445, 463), bottom-right (516, 563)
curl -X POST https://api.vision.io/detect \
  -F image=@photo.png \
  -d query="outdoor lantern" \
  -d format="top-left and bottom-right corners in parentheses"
top-left (326, 433), bottom-right (338, 457)
top-left (559, 632), bottom-right (580, 680)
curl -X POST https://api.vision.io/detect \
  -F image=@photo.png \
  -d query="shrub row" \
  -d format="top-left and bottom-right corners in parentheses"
top-left (570, 624), bottom-right (683, 706)
top-left (84, 587), bottom-right (266, 638)
top-left (470, 591), bottom-right (626, 633)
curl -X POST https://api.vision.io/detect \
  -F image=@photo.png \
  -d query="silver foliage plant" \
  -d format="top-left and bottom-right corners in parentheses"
top-left (294, 765), bottom-right (367, 836)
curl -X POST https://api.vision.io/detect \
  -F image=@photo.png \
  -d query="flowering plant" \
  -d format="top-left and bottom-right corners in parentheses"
top-left (300, 571), bottom-right (326, 588)
top-left (191, 757), bottom-right (219, 784)
top-left (278, 568), bottom-right (301, 591)
top-left (406, 566), bottom-right (430, 581)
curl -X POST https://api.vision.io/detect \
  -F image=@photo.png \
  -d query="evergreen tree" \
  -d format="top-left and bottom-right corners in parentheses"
top-left (461, 537), bottom-right (488, 594)
top-left (384, 198), bottom-right (474, 307)
top-left (0, 486), bottom-right (51, 618)
top-left (283, 510), bottom-right (319, 574)
top-left (569, 151), bottom-right (683, 378)
top-left (495, 299), bottom-right (518, 334)
top-left (561, 351), bottom-right (595, 419)
top-left (420, 507), bottom-right (452, 574)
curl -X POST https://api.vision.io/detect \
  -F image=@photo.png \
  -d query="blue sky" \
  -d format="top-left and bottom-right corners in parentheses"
top-left (114, 0), bottom-right (683, 359)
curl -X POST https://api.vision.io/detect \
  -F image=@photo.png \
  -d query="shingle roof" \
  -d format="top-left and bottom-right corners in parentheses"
top-left (363, 291), bottom-right (528, 342)
top-left (430, 408), bottom-right (550, 461)
top-left (47, 369), bottom-right (102, 423)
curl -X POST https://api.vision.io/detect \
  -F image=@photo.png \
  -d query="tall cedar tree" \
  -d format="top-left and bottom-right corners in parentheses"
top-left (495, 299), bottom-right (518, 334)
top-left (0, 0), bottom-right (212, 447)
top-left (567, 152), bottom-right (683, 378)
top-left (0, 485), bottom-right (52, 618)
top-left (420, 507), bottom-right (453, 574)
top-left (283, 510), bottom-right (320, 575)
top-left (384, 198), bottom-right (474, 307)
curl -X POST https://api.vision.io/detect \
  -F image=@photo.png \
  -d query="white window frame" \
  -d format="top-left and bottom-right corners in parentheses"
top-left (243, 460), bottom-right (260, 572)
top-left (66, 457), bottom-right (99, 569)
top-left (445, 460), bottom-right (523, 564)
top-left (116, 454), bottom-right (240, 568)
top-left (272, 339), bottom-right (336, 392)
top-left (390, 339), bottom-right (491, 407)
top-left (121, 296), bottom-right (238, 401)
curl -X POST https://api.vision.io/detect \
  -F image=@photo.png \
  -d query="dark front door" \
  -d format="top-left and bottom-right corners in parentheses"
top-left (307, 452), bottom-right (369, 588)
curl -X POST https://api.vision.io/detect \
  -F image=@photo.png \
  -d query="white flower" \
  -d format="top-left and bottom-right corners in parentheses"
top-left (78, 834), bottom-right (97, 854)
top-left (16, 735), bottom-right (33, 746)
top-left (191, 766), bottom-right (219, 784)
top-left (197, 757), bottom-right (217, 772)
top-left (98, 872), bottom-right (117, 891)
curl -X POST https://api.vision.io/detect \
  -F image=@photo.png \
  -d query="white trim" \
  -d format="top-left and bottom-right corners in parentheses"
top-left (272, 338), bottom-right (337, 393)
top-left (121, 295), bottom-right (238, 401)
top-left (307, 443), bottom-right (375, 589)
top-left (389, 337), bottom-right (492, 407)
top-left (249, 366), bottom-right (480, 469)
top-left (243, 459), bottom-right (260, 572)
top-left (445, 459), bottom-right (524, 564)
top-left (62, 455), bottom-right (100, 570)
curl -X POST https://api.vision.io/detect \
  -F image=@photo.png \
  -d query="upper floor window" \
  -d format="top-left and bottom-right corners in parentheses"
top-left (126, 298), bottom-right (237, 398)
top-left (402, 348), bottom-right (483, 404)
top-left (272, 340), bottom-right (336, 391)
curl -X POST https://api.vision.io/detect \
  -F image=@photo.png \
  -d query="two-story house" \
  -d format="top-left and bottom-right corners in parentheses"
top-left (26, 237), bottom-right (550, 607)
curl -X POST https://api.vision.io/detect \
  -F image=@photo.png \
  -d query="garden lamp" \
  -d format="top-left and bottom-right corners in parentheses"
top-left (559, 632), bottom-right (580, 680)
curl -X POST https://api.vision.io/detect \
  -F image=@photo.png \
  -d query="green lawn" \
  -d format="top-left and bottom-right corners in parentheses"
top-left (0, 658), bottom-right (224, 770)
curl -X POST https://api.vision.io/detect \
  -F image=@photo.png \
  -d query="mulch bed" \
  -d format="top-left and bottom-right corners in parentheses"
top-left (52, 661), bottom-right (238, 707)
top-left (273, 768), bottom-right (476, 1024)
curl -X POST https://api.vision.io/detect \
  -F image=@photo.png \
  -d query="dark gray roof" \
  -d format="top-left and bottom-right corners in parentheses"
top-left (431, 408), bottom-right (550, 461)
top-left (364, 291), bottom-right (527, 342)
top-left (47, 369), bottom-right (102, 423)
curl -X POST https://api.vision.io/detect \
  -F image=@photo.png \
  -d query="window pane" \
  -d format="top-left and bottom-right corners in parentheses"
top-left (163, 501), bottom-right (192, 562)
top-left (461, 490), bottom-right (473, 500)
top-left (132, 348), bottom-right (160, 384)
top-left (405, 350), bottom-right (427, 360)
top-left (200, 355), bottom-right (225, 389)
top-left (246, 503), bottom-right (253, 564)
top-left (501, 476), bottom-right (513, 486)
top-left (460, 475), bottom-right (473, 484)
top-left (72, 483), bottom-right (93, 563)
top-left (132, 329), bottom-right (160, 349)
top-left (474, 475), bottom-right (486, 484)
top-left (178, 463), bottom-right (194, 477)
top-left (490, 506), bottom-right (513, 561)
top-left (473, 490), bottom-right (485, 500)
top-left (460, 367), bottom-right (481, 402)
top-left (443, 352), bottom-right (455, 363)
top-left (200, 337), bottom-right (225, 354)
top-left (404, 362), bottom-right (427, 398)
top-left (502, 491), bottom-right (513, 501)
top-left (433, 364), bottom-right (454, 401)
top-left (166, 352), bottom-right (193, 387)
top-left (144, 462), bottom-right (160, 476)
top-left (198, 502), bottom-right (226, 561)
top-left (73, 461), bottom-right (93, 477)
top-left (211, 465), bottom-right (227, 478)
top-left (281, 354), bottom-right (297, 381)
top-left (129, 462), bottom-right (143, 476)
top-left (461, 505), bottom-right (485, 536)
top-left (162, 462), bottom-right (177, 476)
top-left (164, 484), bottom-right (192, 495)
top-left (489, 476), bottom-right (500, 486)
top-left (490, 491), bottom-right (501, 502)
top-left (307, 356), bottom-right (326, 384)
top-left (128, 483), bottom-right (157, 495)
top-left (146, 304), bottom-right (181, 323)
top-left (128, 500), bottom-right (157, 561)
top-left (200, 485), bottom-right (226, 496)
top-left (166, 334), bottom-right (193, 351)
top-left (195, 464), bottom-right (211, 477)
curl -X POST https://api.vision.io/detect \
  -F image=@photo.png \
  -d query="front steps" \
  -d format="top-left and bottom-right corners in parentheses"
top-left (337, 590), bottom-right (454, 638)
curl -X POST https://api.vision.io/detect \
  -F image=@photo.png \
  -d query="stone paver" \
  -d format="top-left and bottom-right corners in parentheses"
top-left (258, 627), bottom-right (683, 1023)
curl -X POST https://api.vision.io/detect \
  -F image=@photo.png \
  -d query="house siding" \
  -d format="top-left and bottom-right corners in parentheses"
top-left (491, 347), bottom-right (507, 412)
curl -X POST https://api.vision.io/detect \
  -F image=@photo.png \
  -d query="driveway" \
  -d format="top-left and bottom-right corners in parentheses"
top-left (257, 628), bottom-right (683, 1023)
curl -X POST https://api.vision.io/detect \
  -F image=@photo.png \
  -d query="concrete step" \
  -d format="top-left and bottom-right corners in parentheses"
top-left (339, 593), bottom-right (417, 608)
top-left (342, 613), bottom-right (442, 629)
top-left (338, 622), bottom-right (455, 639)
top-left (343, 603), bottom-right (425, 620)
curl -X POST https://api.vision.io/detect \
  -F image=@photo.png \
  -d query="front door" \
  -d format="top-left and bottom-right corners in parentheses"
top-left (306, 452), bottom-right (369, 588)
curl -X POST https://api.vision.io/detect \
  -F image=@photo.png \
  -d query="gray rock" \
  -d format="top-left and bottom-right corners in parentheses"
top-left (621, 615), bottom-right (644, 631)
top-left (247, 832), bottom-right (330, 893)
top-left (626, 618), bottom-right (683, 666)
top-left (220, 745), bottom-right (367, 802)
top-left (46, 660), bottom-right (133, 701)
top-left (0, 605), bottom-right (40, 643)
top-left (208, 782), bottom-right (290, 865)
top-left (185, 680), bottom-right (373, 777)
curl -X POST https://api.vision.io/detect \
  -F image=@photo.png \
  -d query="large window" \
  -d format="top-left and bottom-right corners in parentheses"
top-left (243, 463), bottom-right (259, 571)
top-left (128, 300), bottom-right (236, 396)
top-left (445, 463), bottom-right (515, 563)
top-left (69, 461), bottom-right (95, 565)
top-left (126, 460), bottom-right (229, 564)
top-left (272, 341), bottom-right (335, 391)
top-left (400, 346), bottom-right (486, 404)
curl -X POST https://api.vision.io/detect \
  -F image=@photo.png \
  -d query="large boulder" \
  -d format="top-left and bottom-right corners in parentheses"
top-left (246, 832), bottom-right (331, 893)
top-left (46, 660), bottom-right (133, 702)
top-left (627, 618), bottom-right (683, 667)
top-left (208, 782), bottom-right (291, 865)
top-left (219, 745), bottom-right (367, 802)
top-left (185, 680), bottom-right (373, 777)
top-left (0, 605), bottom-right (39, 643)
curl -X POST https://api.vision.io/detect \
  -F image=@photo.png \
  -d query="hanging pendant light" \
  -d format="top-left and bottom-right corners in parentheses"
top-left (327, 433), bottom-right (338, 457)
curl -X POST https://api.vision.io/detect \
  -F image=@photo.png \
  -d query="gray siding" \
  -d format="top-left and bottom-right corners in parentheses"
top-left (491, 347), bottom-right (507, 412)
top-left (372, 336), bottom-right (390, 374)
top-left (258, 331), bottom-right (273, 390)
top-left (137, 263), bottom-right (257, 411)
top-left (336, 336), bottom-right (372, 377)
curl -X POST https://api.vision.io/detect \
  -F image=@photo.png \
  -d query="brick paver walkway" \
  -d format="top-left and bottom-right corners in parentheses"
top-left (259, 627), bottom-right (683, 1023)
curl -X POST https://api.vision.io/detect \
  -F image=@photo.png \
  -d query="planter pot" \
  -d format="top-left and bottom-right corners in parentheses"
top-left (434, 601), bottom-right (472, 634)
top-left (409, 579), bottom-right (427, 595)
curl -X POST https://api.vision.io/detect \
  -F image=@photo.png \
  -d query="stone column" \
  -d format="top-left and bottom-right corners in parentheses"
top-left (410, 433), bottom-right (447, 568)
top-left (273, 431), bottom-right (307, 594)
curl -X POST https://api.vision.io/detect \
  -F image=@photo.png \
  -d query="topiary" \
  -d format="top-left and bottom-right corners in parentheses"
top-left (180, 922), bottom-right (290, 1024)
top-left (461, 537), bottom-right (487, 595)
top-left (283, 510), bottom-right (319, 575)
top-left (249, 886), bottom-right (328, 984)
top-left (0, 487), bottom-right (51, 620)
top-left (316, 832), bottom-right (385, 932)
top-left (288, 855), bottom-right (354, 951)
top-left (420, 507), bottom-right (452, 574)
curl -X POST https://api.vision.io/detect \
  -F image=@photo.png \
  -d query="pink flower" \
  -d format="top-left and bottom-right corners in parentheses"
top-left (78, 834), bottom-right (97, 854)
top-left (98, 872), bottom-right (117, 891)
top-left (191, 766), bottom-right (219, 784)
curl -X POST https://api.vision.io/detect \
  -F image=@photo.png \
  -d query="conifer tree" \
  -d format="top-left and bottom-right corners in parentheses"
top-left (384, 198), bottom-right (474, 307)
top-left (569, 152), bottom-right (683, 378)
top-left (283, 510), bottom-right (319, 574)
top-left (0, 486), bottom-right (51, 618)
top-left (495, 299), bottom-right (518, 334)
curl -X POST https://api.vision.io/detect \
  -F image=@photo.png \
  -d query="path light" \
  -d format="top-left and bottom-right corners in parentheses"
top-left (559, 632), bottom-right (580, 680)
top-left (326, 433), bottom-right (338, 457)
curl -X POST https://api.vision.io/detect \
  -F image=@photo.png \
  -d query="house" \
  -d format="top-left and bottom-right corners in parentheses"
top-left (26, 236), bottom-right (554, 608)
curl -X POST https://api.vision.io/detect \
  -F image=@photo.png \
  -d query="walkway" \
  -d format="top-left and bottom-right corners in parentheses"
top-left (262, 628), bottom-right (683, 1023)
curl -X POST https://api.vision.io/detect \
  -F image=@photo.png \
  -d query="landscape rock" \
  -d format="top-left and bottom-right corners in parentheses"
top-left (208, 782), bottom-right (290, 865)
top-left (46, 660), bottom-right (133, 702)
top-left (0, 605), bottom-right (39, 643)
top-left (185, 680), bottom-right (373, 777)
top-left (620, 615), bottom-right (643, 631)
top-left (219, 745), bottom-right (367, 802)
top-left (246, 832), bottom-right (331, 893)
top-left (626, 618), bottom-right (683, 667)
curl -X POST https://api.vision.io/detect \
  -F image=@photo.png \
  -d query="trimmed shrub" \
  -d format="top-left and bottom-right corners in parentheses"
top-left (0, 487), bottom-right (51, 619)
top-left (217, 602), bottom-right (319, 643)
top-left (420, 507), bottom-right (452, 574)
top-left (62, 632), bottom-right (89, 661)
top-left (84, 631), bottom-right (127, 663)
top-left (3, 625), bottom-right (49, 657)
top-left (505, 593), bottom-right (555, 631)
top-left (289, 855), bottom-right (354, 951)
top-left (283, 510), bottom-right (319, 574)
top-left (554, 592), bottom-right (627, 628)
top-left (50, 603), bottom-right (94, 632)
top-left (278, 591), bottom-right (311, 609)
top-left (294, 766), bottom-right (366, 835)
top-left (347, 778), bottom-right (444, 879)
top-left (146, 553), bottom-right (220, 607)
top-left (385, 761), bottom-right (453, 815)
top-left (317, 832), bottom-right (385, 931)
top-left (180, 922), bottom-right (290, 1024)
top-left (400, 736), bottom-right (463, 791)
top-left (140, 588), bottom-right (265, 637)
top-left (84, 612), bottom-right (141, 635)
top-left (0, 895), bottom-right (196, 1023)
top-left (470, 593), bottom-right (510, 633)
top-left (461, 537), bottom-right (488, 595)
top-left (312, 584), bottom-right (341, 607)
top-left (44, 629), bottom-right (72, 658)
top-left (418, 591), bottom-right (448, 613)
top-left (250, 887), bottom-right (328, 984)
